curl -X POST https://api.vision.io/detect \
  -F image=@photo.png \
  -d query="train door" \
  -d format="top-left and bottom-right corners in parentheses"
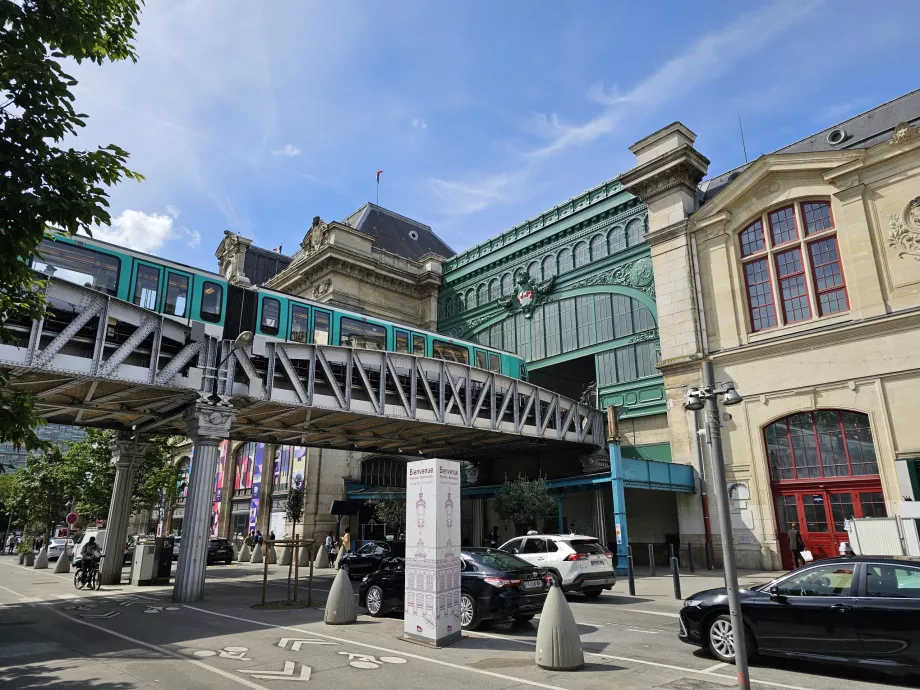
top-left (312, 309), bottom-right (331, 345)
top-left (130, 261), bottom-right (163, 311)
top-left (161, 269), bottom-right (193, 322)
top-left (410, 333), bottom-right (427, 357)
top-left (395, 329), bottom-right (410, 354)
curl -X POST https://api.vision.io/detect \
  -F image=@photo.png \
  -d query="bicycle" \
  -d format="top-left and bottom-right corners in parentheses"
top-left (74, 553), bottom-right (103, 591)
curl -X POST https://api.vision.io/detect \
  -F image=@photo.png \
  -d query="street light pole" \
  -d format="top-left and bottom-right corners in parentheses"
top-left (702, 360), bottom-right (750, 690)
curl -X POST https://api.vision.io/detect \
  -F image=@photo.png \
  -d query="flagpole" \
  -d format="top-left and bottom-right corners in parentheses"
top-left (376, 178), bottom-right (379, 205)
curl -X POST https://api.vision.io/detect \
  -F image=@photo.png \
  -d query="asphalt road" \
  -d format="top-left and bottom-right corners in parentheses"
top-left (0, 556), bottom-right (914, 690)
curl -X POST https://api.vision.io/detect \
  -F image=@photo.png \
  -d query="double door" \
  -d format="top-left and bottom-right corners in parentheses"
top-left (774, 480), bottom-right (886, 570)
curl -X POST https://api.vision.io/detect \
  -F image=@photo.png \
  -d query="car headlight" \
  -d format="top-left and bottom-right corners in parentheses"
top-left (683, 599), bottom-right (703, 607)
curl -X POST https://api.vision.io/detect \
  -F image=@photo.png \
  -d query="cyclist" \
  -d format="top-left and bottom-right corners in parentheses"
top-left (78, 536), bottom-right (103, 585)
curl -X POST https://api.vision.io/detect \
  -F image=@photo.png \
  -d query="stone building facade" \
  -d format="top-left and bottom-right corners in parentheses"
top-left (622, 90), bottom-right (920, 569)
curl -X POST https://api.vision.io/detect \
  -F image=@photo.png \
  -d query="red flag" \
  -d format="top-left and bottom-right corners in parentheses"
top-left (376, 169), bottom-right (383, 182)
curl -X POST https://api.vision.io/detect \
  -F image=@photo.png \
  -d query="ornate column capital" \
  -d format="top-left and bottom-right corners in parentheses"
top-left (111, 434), bottom-right (150, 468)
top-left (184, 403), bottom-right (235, 445)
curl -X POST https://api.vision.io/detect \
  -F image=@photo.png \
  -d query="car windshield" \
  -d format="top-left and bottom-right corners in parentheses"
top-left (467, 551), bottom-right (534, 571)
top-left (565, 539), bottom-right (605, 554)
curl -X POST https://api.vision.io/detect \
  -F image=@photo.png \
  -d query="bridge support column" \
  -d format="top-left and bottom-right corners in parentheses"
top-left (173, 404), bottom-right (235, 603)
top-left (609, 441), bottom-right (628, 574)
top-left (100, 436), bottom-right (149, 586)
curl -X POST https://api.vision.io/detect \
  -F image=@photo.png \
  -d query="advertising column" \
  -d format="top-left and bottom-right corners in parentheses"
top-left (404, 459), bottom-right (461, 648)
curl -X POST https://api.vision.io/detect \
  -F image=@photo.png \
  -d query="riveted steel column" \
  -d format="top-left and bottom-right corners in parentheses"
top-left (99, 435), bottom-right (150, 585)
top-left (173, 404), bottom-right (235, 603)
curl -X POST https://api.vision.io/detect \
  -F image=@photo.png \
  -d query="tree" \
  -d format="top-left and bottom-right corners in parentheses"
top-left (131, 436), bottom-right (179, 515)
top-left (15, 446), bottom-right (72, 537)
top-left (492, 474), bottom-right (556, 534)
top-left (368, 489), bottom-right (407, 538)
top-left (285, 473), bottom-right (305, 537)
top-left (0, 0), bottom-right (143, 453)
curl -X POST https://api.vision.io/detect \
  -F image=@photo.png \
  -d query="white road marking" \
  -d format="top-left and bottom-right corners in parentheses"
top-left (183, 605), bottom-right (573, 690)
top-left (702, 662), bottom-right (729, 673)
top-left (622, 608), bottom-right (681, 618)
top-left (0, 583), bottom-right (40, 606)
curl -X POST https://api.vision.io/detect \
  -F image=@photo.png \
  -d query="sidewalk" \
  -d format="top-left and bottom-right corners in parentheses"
top-left (619, 568), bottom-right (785, 606)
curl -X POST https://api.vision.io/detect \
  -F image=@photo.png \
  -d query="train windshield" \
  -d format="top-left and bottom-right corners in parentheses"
top-left (32, 239), bottom-right (120, 296)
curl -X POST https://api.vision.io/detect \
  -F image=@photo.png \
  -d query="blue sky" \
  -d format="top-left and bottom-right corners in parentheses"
top-left (69, 0), bottom-right (920, 270)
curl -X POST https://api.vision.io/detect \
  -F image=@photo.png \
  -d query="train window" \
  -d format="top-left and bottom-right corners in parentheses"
top-left (395, 330), bottom-right (409, 354)
top-left (340, 317), bottom-right (387, 350)
top-left (489, 353), bottom-right (501, 372)
top-left (260, 297), bottom-right (281, 336)
top-left (164, 272), bottom-right (189, 317)
top-left (313, 310), bottom-right (330, 345)
top-left (475, 351), bottom-right (487, 369)
top-left (290, 305), bottom-right (310, 343)
top-left (32, 239), bottom-right (120, 296)
top-left (200, 281), bottom-right (223, 323)
top-left (432, 340), bottom-right (469, 364)
top-left (412, 334), bottom-right (426, 355)
top-left (133, 264), bottom-right (160, 310)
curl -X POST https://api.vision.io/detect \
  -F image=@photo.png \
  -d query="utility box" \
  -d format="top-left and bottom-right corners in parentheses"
top-left (130, 536), bottom-right (174, 586)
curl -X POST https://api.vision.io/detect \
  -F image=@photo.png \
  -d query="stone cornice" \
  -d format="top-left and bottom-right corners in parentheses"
top-left (620, 145), bottom-right (709, 203)
top-left (645, 219), bottom-right (690, 247)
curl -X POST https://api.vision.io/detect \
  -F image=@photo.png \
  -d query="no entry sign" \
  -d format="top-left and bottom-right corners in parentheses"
top-left (65, 513), bottom-right (78, 526)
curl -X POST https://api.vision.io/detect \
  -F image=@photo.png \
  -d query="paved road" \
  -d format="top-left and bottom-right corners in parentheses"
top-left (0, 555), bottom-right (913, 690)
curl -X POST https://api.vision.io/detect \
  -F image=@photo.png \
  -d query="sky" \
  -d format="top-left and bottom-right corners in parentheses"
top-left (68, 0), bottom-right (920, 270)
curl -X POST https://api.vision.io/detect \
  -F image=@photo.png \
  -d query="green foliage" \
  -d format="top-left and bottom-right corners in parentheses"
top-left (131, 435), bottom-right (178, 513)
top-left (285, 473), bottom-right (305, 530)
top-left (492, 474), bottom-right (556, 534)
top-left (368, 489), bottom-right (407, 536)
top-left (14, 445), bottom-right (72, 533)
top-left (0, 0), bottom-right (143, 452)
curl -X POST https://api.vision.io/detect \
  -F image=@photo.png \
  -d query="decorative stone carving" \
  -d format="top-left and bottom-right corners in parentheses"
top-left (300, 216), bottom-right (330, 255)
top-left (111, 434), bottom-right (150, 468)
top-left (568, 257), bottom-right (656, 298)
top-left (623, 158), bottom-right (707, 203)
top-left (888, 196), bottom-right (920, 260)
top-left (215, 231), bottom-right (252, 285)
top-left (628, 328), bottom-right (659, 344)
top-left (312, 278), bottom-right (332, 299)
top-left (497, 273), bottom-right (555, 319)
top-left (184, 403), bottom-right (235, 444)
top-left (888, 122), bottom-right (920, 147)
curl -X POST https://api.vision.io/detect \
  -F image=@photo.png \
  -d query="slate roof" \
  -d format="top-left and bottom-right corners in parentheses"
top-left (342, 203), bottom-right (455, 261)
top-left (243, 244), bottom-right (292, 285)
top-left (699, 89), bottom-right (920, 204)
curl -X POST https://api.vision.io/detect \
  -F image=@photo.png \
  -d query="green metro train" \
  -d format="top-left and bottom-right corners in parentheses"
top-left (31, 232), bottom-right (528, 380)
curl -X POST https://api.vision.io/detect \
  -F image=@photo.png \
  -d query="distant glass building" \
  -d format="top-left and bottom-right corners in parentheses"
top-left (0, 423), bottom-right (87, 470)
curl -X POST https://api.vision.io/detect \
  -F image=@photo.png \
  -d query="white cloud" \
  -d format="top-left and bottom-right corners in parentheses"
top-left (427, 170), bottom-right (529, 215)
top-left (182, 228), bottom-right (202, 248)
top-left (272, 143), bottom-right (301, 157)
top-left (165, 204), bottom-right (181, 219)
top-left (412, 117), bottom-right (428, 130)
top-left (93, 210), bottom-right (176, 253)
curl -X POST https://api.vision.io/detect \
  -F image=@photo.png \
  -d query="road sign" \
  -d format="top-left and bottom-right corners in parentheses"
top-left (66, 513), bottom-right (78, 526)
top-left (96, 519), bottom-right (105, 526)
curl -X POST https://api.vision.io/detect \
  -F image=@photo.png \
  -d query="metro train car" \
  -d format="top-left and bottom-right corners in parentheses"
top-left (30, 232), bottom-right (528, 380)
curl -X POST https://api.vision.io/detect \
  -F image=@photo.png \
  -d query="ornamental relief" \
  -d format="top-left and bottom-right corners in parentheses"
top-left (888, 196), bottom-right (920, 261)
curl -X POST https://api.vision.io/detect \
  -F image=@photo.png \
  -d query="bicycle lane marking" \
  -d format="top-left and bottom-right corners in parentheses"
top-left (182, 605), bottom-right (573, 690)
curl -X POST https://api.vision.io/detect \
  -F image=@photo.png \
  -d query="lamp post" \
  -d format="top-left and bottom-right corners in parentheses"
top-left (683, 360), bottom-right (749, 690)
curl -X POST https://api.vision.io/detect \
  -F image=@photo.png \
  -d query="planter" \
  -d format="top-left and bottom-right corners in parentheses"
top-left (18, 553), bottom-right (24, 565)
top-left (25, 553), bottom-right (35, 566)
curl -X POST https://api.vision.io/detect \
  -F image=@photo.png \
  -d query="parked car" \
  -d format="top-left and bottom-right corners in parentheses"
top-left (679, 556), bottom-right (920, 676)
top-left (339, 541), bottom-right (405, 579)
top-left (207, 538), bottom-right (234, 565)
top-left (358, 550), bottom-right (553, 630)
top-left (47, 538), bottom-right (74, 561)
top-left (499, 534), bottom-right (616, 597)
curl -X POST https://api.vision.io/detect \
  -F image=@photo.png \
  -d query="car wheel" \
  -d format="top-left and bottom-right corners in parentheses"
top-left (707, 614), bottom-right (757, 664)
top-left (459, 592), bottom-right (479, 631)
top-left (513, 614), bottom-right (535, 624)
top-left (365, 585), bottom-right (385, 617)
top-left (582, 589), bottom-right (603, 599)
top-left (225, 559), bottom-right (233, 565)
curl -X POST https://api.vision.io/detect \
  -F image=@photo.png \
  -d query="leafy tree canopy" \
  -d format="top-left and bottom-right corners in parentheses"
top-left (368, 489), bottom-right (407, 537)
top-left (492, 474), bottom-right (556, 534)
top-left (285, 473), bottom-right (305, 532)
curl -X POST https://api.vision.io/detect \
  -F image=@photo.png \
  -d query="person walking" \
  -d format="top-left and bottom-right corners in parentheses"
top-left (487, 526), bottom-right (499, 549)
top-left (341, 527), bottom-right (351, 554)
top-left (255, 530), bottom-right (264, 546)
top-left (7, 533), bottom-right (15, 555)
top-left (268, 530), bottom-right (275, 542)
top-left (324, 531), bottom-right (334, 557)
top-left (787, 522), bottom-right (806, 568)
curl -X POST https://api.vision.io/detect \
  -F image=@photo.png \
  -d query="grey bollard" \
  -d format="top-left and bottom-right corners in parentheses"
top-left (535, 583), bottom-right (584, 671)
top-left (648, 544), bottom-right (656, 577)
top-left (687, 544), bottom-right (695, 573)
top-left (267, 544), bottom-right (277, 564)
top-left (54, 551), bottom-right (71, 573)
top-left (297, 543), bottom-right (311, 567)
top-left (324, 567), bottom-right (357, 625)
top-left (334, 545), bottom-right (345, 569)
top-left (627, 548), bottom-right (635, 596)
top-left (314, 546), bottom-right (329, 569)
top-left (671, 557), bottom-right (681, 600)
top-left (238, 542), bottom-right (251, 562)
top-left (34, 546), bottom-right (49, 569)
top-left (249, 543), bottom-right (263, 564)
top-left (279, 544), bottom-right (292, 566)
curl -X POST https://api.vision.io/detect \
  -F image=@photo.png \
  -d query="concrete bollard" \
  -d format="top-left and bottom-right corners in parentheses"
top-left (34, 546), bottom-right (49, 569)
top-left (297, 543), bottom-right (311, 567)
top-left (279, 544), bottom-right (292, 566)
top-left (535, 583), bottom-right (584, 671)
top-left (648, 544), bottom-right (656, 577)
top-left (54, 551), bottom-right (71, 573)
top-left (323, 567), bottom-right (357, 625)
top-left (314, 546), bottom-right (329, 569)
top-left (334, 545), bottom-right (345, 569)
top-left (250, 543), bottom-right (264, 564)
top-left (238, 542), bottom-right (251, 562)
top-left (268, 544), bottom-right (277, 564)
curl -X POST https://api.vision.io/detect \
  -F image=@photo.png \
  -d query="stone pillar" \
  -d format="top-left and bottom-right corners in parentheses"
top-left (173, 404), bottom-right (235, 603)
top-left (100, 435), bottom-right (149, 586)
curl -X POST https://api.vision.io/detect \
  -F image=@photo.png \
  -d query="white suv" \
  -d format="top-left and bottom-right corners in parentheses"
top-left (499, 534), bottom-right (616, 598)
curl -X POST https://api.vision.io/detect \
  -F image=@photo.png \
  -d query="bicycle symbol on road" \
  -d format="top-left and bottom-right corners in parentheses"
top-left (338, 652), bottom-right (408, 670)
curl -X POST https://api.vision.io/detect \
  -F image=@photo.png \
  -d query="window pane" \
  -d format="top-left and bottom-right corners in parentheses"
top-left (543, 303), bottom-right (559, 357)
top-left (635, 341), bottom-right (658, 378)
top-left (594, 295), bottom-right (613, 343)
top-left (590, 235), bottom-right (606, 260)
top-left (133, 265), bottom-right (160, 310)
top-left (608, 227), bottom-right (626, 254)
top-left (803, 201), bottom-right (833, 235)
top-left (396, 330), bottom-right (410, 354)
top-left (489, 353), bottom-right (500, 372)
top-left (739, 219), bottom-right (765, 257)
top-left (615, 345), bottom-right (637, 383)
top-left (576, 296), bottom-right (593, 348)
top-left (769, 206), bottom-right (798, 246)
top-left (260, 297), bottom-right (280, 335)
top-left (860, 492), bottom-right (887, 518)
top-left (475, 350), bottom-right (487, 369)
top-left (626, 219), bottom-right (644, 246)
top-left (559, 298), bottom-right (577, 353)
top-left (596, 351), bottom-right (616, 387)
top-left (340, 317), bottom-right (387, 350)
top-left (490, 279), bottom-right (501, 301)
top-left (531, 306), bottom-right (545, 360)
top-left (32, 239), bottom-right (120, 296)
top-left (744, 259), bottom-right (777, 331)
top-left (413, 334), bottom-right (426, 355)
top-left (164, 273), bottom-right (189, 317)
top-left (829, 493), bottom-right (855, 532)
top-left (774, 495), bottom-right (798, 531)
top-left (432, 340), bottom-right (469, 364)
top-left (313, 311), bottom-right (330, 345)
top-left (503, 315), bottom-right (517, 355)
top-left (200, 281), bottom-right (223, 322)
top-left (477, 284), bottom-right (487, 305)
top-left (558, 249), bottom-right (573, 274)
top-left (501, 273), bottom-right (513, 296)
top-left (776, 563), bottom-right (854, 597)
top-left (574, 242), bottom-right (589, 268)
top-left (489, 322), bottom-right (502, 351)
top-left (809, 237), bottom-right (848, 315)
top-left (775, 248), bottom-right (811, 323)
top-left (765, 421), bottom-right (795, 480)
top-left (801, 494), bottom-right (828, 532)
top-left (541, 256), bottom-right (556, 280)
top-left (612, 294), bottom-right (633, 338)
top-left (290, 305), bottom-right (309, 342)
top-left (515, 313), bottom-right (528, 360)
top-left (814, 410), bottom-right (848, 477)
top-left (866, 565), bottom-right (920, 598)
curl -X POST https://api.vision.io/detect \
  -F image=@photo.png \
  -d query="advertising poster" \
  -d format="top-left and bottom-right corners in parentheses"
top-left (249, 443), bottom-right (265, 531)
top-left (211, 440), bottom-right (228, 536)
top-left (404, 458), bottom-right (461, 647)
top-left (291, 446), bottom-right (307, 487)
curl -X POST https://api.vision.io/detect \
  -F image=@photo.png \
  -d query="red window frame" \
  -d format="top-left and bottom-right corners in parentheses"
top-left (774, 247), bottom-right (811, 324)
top-left (808, 235), bottom-right (849, 316)
top-left (768, 205), bottom-right (798, 247)
top-left (801, 199), bottom-right (835, 236)
top-left (743, 257), bottom-right (777, 332)
top-left (739, 218), bottom-right (766, 257)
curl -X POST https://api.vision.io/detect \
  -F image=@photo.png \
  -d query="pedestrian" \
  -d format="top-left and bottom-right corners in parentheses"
top-left (325, 531), bottom-right (334, 557)
top-left (569, 522), bottom-right (578, 536)
top-left (268, 530), bottom-right (275, 542)
top-left (342, 527), bottom-right (351, 554)
top-left (6, 533), bottom-right (15, 554)
top-left (244, 531), bottom-right (254, 548)
top-left (487, 526), bottom-right (499, 549)
top-left (787, 522), bottom-right (806, 568)
top-left (255, 530), bottom-right (264, 545)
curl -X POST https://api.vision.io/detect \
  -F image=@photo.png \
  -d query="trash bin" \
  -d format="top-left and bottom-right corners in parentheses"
top-left (130, 537), bottom-right (174, 586)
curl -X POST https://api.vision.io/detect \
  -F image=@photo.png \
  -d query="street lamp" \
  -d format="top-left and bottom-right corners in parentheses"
top-left (683, 361), bottom-right (750, 690)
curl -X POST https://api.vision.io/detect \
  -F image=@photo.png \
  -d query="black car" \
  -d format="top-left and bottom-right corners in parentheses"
top-left (339, 541), bottom-right (405, 578)
top-left (679, 556), bottom-right (920, 676)
top-left (357, 550), bottom-right (553, 630)
top-left (207, 538), bottom-right (234, 565)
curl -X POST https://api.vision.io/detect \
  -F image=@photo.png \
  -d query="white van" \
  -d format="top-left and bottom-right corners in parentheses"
top-left (71, 528), bottom-right (107, 568)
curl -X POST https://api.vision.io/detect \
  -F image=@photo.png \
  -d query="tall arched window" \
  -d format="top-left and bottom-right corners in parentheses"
top-left (500, 273), bottom-right (513, 296)
top-left (444, 298), bottom-right (453, 318)
top-left (608, 227), bottom-right (626, 254)
top-left (528, 261), bottom-right (541, 282)
top-left (456, 294), bottom-right (465, 313)
top-left (361, 456), bottom-right (407, 488)
top-left (590, 234), bottom-right (607, 260)
top-left (574, 241), bottom-right (589, 268)
top-left (541, 255), bottom-right (556, 279)
top-left (488, 279), bottom-right (500, 301)
top-left (558, 248), bottom-right (573, 274)
top-left (626, 218), bottom-right (644, 246)
top-left (466, 288), bottom-right (476, 309)
top-left (477, 284), bottom-right (487, 306)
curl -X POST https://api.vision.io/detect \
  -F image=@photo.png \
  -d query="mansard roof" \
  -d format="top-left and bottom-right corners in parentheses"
top-left (342, 202), bottom-right (455, 261)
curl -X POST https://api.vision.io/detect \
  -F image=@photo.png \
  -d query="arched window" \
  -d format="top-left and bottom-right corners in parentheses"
top-left (626, 218), bottom-right (644, 246)
top-left (541, 255), bottom-right (556, 280)
top-left (500, 273), bottom-right (513, 296)
top-left (590, 234), bottom-right (607, 260)
top-left (608, 227), bottom-right (626, 254)
top-left (528, 261), bottom-right (541, 282)
top-left (573, 241), bottom-right (589, 268)
top-left (466, 288), bottom-right (476, 309)
top-left (477, 284), bottom-right (487, 306)
top-left (444, 298), bottom-right (453, 318)
top-left (764, 410), bottom-right (878, 482)
top-left (558, 248), bottom-right (573, 274)
top-left (456, 294), bottom-right (465, 313)
top-left (361, 456), bottom-right (407, 488)
top-left (488, 279), bottom-right (500, 301)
